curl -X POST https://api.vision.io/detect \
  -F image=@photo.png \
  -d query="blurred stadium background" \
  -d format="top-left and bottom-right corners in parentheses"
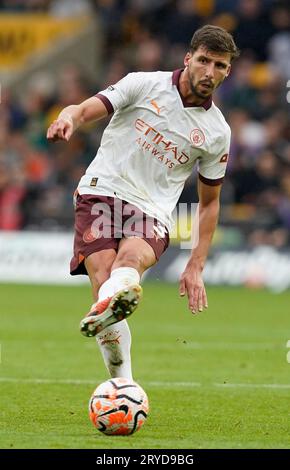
top-left (1, 0), bottom-right (290, 450)
top-left (0, 0), bottom-right (290, 290)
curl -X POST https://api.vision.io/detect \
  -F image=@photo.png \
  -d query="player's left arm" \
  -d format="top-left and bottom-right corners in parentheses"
top-left (179, 179), bottom-right (222, 314)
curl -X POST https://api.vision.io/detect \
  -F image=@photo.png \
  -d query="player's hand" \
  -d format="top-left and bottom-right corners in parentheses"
top-left (46, 115), bottom-right (74, 142)
top-left (179, 266), bottom-right (208, 314)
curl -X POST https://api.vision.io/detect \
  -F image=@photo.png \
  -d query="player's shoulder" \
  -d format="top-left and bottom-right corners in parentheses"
top-left (210, 102), bottom-right (231, 137)
top-left (127, 70), bottom-right (172, 84)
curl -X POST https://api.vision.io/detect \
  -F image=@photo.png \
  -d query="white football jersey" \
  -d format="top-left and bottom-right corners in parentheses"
top-left (77, 70), bottom-right (231, 230)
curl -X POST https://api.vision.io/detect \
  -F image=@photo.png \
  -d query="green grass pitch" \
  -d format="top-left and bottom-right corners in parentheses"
top-left (1, 282), bottom-right (290, 449)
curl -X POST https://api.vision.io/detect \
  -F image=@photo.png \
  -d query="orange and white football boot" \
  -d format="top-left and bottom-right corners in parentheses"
top-left (80, 285), bottom-right (143, 337)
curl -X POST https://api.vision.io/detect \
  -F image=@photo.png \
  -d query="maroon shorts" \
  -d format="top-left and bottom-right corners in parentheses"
top-left (70, 193), bottom-right (170, 275)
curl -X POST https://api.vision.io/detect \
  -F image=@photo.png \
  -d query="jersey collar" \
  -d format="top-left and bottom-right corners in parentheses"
top-left (172, 69), bottom-right (212, 110)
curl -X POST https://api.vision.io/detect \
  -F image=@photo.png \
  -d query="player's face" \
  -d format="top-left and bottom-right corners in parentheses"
top-left (184, 46), bottom-right (231, 99)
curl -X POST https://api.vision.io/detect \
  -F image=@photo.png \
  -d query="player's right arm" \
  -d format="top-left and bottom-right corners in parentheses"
top-left (46, 96), bottom-right (108, 142)
top-left (47, 72), bottom-right (146, 142)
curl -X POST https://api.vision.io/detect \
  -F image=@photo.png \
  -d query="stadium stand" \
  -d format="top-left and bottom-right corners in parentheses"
top-left (0, 0), bottom-right (289, 250)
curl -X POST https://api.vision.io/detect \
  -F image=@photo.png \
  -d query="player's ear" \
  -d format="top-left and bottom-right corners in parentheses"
top-left (184, 52), bottom-right (192, 68)
top-left (225, 64), bottom-right (231, 77)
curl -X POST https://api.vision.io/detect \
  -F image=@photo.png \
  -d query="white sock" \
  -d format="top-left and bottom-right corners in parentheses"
top-left (97, 320), bottom-right (133, 380)
top-left (98, 267), bottom-right (140, 301)
top-left (94, 267), bottom-right (140, 380)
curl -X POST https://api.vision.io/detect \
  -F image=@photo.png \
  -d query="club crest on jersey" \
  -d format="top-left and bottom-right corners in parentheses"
top-left (83, 227), bottom-right (100, 243)
top-left (190, 129), bottom-right (205, 147)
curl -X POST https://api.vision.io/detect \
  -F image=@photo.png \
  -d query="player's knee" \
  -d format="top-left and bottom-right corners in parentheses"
top-left (93, 257), bottom-right (113, 283)
top-left (113, 250), bottom-right (145, 271)
top-left (86, 250), bottom-right (116, 287)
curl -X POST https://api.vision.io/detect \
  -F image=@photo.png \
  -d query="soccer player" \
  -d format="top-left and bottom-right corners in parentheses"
top-left (47, 25), bottom-right (239, 380)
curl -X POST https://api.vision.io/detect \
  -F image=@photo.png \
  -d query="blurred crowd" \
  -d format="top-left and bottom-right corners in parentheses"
top-left (0, 0), bottom-right (289, 248)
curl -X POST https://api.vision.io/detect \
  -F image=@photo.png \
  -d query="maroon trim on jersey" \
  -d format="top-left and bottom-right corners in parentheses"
top-left (95, 93), bottom-right (114, 115)
top-left (172, 69), bottom-right (212, 110)
top-left (198, 173), bottom-right (224, 186)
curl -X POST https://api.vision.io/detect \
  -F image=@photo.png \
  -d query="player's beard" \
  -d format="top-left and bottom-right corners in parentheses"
top-left (190, 80), bottom-right (214, 99)
top-left (188, 69), bottom-right (214, 99)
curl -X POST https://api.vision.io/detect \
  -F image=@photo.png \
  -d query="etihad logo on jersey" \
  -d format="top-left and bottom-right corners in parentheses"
top-left (135, 118), bottom-right (189, 166)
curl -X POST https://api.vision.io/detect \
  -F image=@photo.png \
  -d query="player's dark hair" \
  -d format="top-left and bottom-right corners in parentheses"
top-left (190, 25), bottom-right (240, 62)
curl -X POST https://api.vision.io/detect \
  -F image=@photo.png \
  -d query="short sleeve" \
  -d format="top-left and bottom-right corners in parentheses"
top-left (198, 126), bottom-right (231, 186)
top-left (95, 73), bottom-right (146, 114)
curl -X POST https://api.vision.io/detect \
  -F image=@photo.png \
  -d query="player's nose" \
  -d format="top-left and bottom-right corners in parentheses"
top-left (204, 63), bottom-right (215, 79)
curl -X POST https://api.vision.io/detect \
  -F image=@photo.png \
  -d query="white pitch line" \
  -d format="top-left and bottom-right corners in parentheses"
top-left (0, 377), bottom-right (201, 387)
top-left (147, 381), bottom-right (201, 388)
top-left (0, 377), bottom-right (96, 385)
top-left (180, 342), bottom-right (280, 350)
top-left (214, 382), bottom-right (290, 390)
top-left (0, 377), bottom-right (289, 389)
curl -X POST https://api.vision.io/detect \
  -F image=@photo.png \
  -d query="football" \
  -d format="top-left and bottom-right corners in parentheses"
top-left (89, 377), bottom-right (149, 435)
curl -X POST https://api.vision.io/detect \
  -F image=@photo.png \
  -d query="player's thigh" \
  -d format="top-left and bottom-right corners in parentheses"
top-left (85, 249), bottom-right (117, 298)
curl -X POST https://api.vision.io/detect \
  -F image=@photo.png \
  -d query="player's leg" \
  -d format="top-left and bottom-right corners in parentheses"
top-left (80, 237), bottom-right (155, 336)
top-left (82, 238), bottom-right (157, 379)
top-left (103, 219), bottom-right (169, 378)
top-left (84, 249), bottom-right (135, 379)
top-left (84, 249), bottom-right (116, 301)
top-left (111, 236), bottom-right (156, 274)
top-left (77, 197), bottom-right (169, 379)
top-left (80, 211), bottom-right (170, 338)
top-left (97, 237), bottom-right (159, 379)
top-left (70, 192), bottom-right (138, 378)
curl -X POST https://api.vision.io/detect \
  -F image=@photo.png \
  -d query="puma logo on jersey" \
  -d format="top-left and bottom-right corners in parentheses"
top-left (150, 99), bottom-right (165, 115)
